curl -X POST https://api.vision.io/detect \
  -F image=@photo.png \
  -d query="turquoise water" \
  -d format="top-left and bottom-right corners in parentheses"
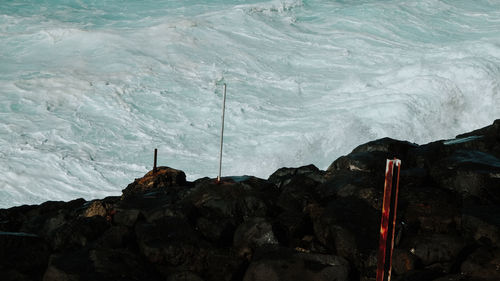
top-left (1, 0), bottom-right (499, 207)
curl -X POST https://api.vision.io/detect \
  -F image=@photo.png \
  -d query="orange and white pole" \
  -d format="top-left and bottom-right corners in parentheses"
top-left (376, 158), bottom-right (401, 281)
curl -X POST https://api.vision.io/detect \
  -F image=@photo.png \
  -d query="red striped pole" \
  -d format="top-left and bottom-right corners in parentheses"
top-left (376, 158), bottom-right (401, 281)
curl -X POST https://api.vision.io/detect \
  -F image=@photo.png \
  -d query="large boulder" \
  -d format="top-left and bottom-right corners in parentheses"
top-left (80, 197), bottom-right (119, 219)
top-left (460, 246), bottom-right (500, 281)
top-left (462, 204), bottom-right (500, 245)
top-left (113, 188), bottom-right (188, 227)
top-left (455, 119), bottom-right (500, 158)
top-left (406, 119), bottom-right (500, 170)
top-left (277, 174), bottom-right (320, 213)
top-left (233, 217), bottom-right (279, 258)
top-left (272, 210), bottom-right (315, 250)
top-left (312, 197), bottom-right (379, 269)
top-left (314, 170), bottom-right (378, 207)
top-left (391, 248), bottom-right (419, 275)
top-left (268, 164), bottom-right (326, 189)
top-left (50, 216), bottom-right (110, 251)
top-left (401, 234), bottom-right (465, 268)
top-left (43, 248), bottom-right (161, 281)
top-left (429, 150), bottom-right (500, 204)
top-left (122, 167), bottom-right (187, 199)
top-left (135, 217), bottom-right (206, 267)
top-left (392, 269), bottom-right (443, 281)
top-left (20, 199), bottom-right (86, 237)
top-left (183, 177), bottom-right (277, 245)
top-left (399, 186), bottom-right (461, 234)
top-left (243, 247), bottom-right (350, 281)
top-left (0, 232), bottom-right (50, 280)
top-left (326, 138), bottom-right (418, 175)
top-left (134, 216), bottom-right (245, 281)
top-left (96, 225), bottom-right (133, 249)
top-left (0, 204), bottom-right (38, 232)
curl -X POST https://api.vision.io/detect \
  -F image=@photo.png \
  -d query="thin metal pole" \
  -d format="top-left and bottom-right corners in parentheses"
top-left (217, 84), bottom-right (227, 183)
top-left (153, 148), bottom-right (158, 173)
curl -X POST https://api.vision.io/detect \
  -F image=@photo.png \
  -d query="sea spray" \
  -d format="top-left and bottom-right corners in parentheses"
top-left (0, 0), bottom-right (499, 207)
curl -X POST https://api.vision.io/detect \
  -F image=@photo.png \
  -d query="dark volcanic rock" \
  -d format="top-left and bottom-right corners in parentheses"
top-left (233, 217), bottom-right (279, 257)
top-left (81, 197), bottom-right (119, 219)
top-left (43, 248), bottom-right (161, 281)
top-left (327, 151), bottom-right (389, 174)
top-left (456, 119), bottom-right (500, 158)
top-left (0, 204), bottom-right (38, 232)
top-left (183, 177), bottom-right (277, 245)
top-left (51, 216), bottom-right (110, 251)
top-left (135, 217), bottom-right (206, 267)
top-left (431, 274), bottom-right (468, 281)
top-left (135, 216), bottom-right (245, 281)
top-left (20, 199), bottom-right (87, 237)
top-left (391, 248), bottom-right (419, 275)
top-left (167, 271), bottom-right (205, 281)
top-left (392, 269), bottom-right (443, 281)
top-left (2, 120), bottom-right (500, 281)
top-left (460, 246), bottom-right (500, 281)
top-left (268, 164), bottom-right (326, 189)
top-left (351, 137), bottom-right (419, 155)
top-left (0, 232), bottom-right (50, 280)
top-left (82, 200), bottom-right (107, 217)
top-left (312, 196), bottom-right (380, 269)
top-left (243, 247), bottom-right (350, 281)
top-left (326, 138), bottom-right (418, 174)
top-left (273, 210), bottom-right (314, 250)
top-left (277, 174), bottom-right (320, 213)
top-left (113, 189), bottom-right (186, 227)
top-left (316, 170), bottom-right (381, 209)
top-left (429, 150), bottom-right (500, 203)
top-left (462, 204), bottom-right (500, 245)
top-left (399, 186), bottom-right (461, 234)
top-left (96, 225), bottom-right (132, 249)
top-left (403, 233), bottom-right (465, 267)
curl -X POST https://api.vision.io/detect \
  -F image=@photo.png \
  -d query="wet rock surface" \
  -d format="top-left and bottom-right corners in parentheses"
top-left (1, 119), bottom-right (500, 281)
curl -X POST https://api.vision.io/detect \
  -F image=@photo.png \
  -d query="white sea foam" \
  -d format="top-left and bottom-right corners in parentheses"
top-left (0, 0), bottom-right (499, 207)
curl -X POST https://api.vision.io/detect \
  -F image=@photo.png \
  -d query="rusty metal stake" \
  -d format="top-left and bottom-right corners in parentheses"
top-left (153, 148), bottom-right (158, 174)
top-left (376, 158), bottom-right (401, 281)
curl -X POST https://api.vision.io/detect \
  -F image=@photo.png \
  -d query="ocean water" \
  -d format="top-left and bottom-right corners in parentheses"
top-left (1, 0), bottom-right (499, 208)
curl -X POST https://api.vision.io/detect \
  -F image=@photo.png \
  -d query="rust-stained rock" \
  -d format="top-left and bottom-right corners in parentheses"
top-left (122, 166), bottom-right (187, 199)
top-left (83, 200), bottom-right (107, 218)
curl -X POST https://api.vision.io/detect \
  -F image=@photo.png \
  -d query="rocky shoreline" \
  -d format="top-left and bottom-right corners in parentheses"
top-left (1, 120), bottom-right (499, 281)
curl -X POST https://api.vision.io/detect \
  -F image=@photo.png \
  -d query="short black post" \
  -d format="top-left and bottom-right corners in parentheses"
top-left (153, 148), bottom-right (158, 173)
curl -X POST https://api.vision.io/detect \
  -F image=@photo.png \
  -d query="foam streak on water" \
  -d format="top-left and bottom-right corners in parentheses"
top-left (1, 0), bottom-right (499, 207)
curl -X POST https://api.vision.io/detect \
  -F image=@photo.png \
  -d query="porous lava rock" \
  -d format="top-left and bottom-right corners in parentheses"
top-left (121, 166), bottom-right (187, 199)
top-left (0, 232), bottom-right (50, 281)
top-left (243, 246), bottom-right (350, 281)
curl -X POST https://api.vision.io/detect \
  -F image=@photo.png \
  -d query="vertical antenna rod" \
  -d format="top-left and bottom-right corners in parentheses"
top-left (217, 84), bottom-right (227, 183)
